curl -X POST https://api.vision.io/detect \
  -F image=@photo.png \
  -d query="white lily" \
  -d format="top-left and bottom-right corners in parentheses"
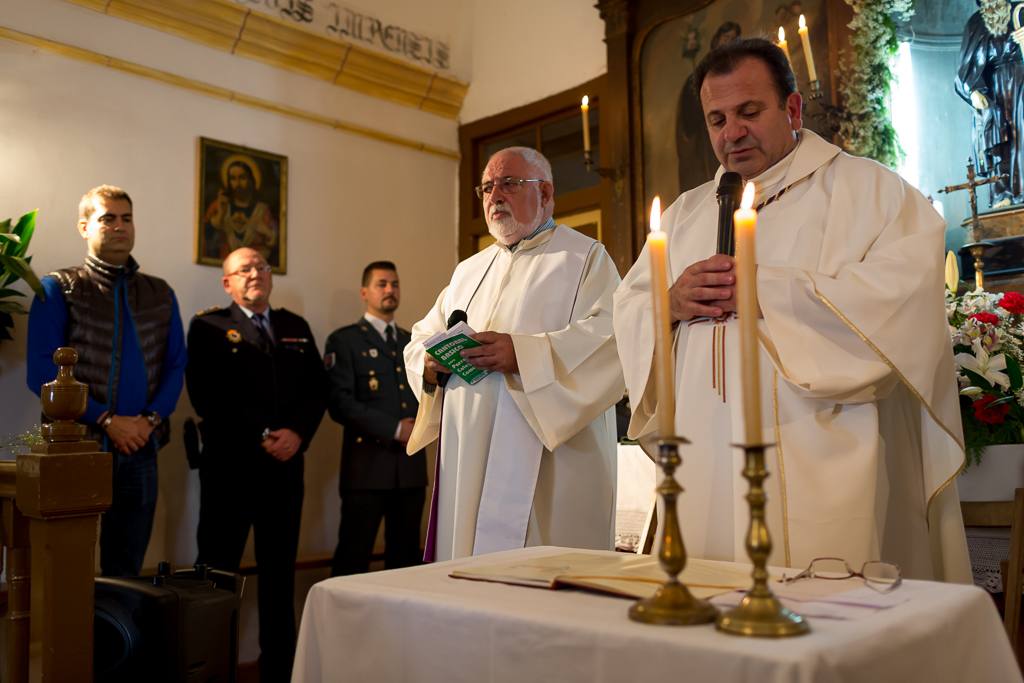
top-left (955, 344), bottom-right (1011, 391)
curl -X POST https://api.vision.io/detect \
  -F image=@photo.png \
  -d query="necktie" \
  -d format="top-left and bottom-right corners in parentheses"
top-left (253, 313), bottom-right (274, 348)
top-left (385, 324), bottom-right (397, 357)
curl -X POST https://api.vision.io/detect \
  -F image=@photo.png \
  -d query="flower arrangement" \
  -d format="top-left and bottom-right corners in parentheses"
top-left (947, 274), bottom-right (1024, 465)
top-left (833, 0), bottom-right (914, 168)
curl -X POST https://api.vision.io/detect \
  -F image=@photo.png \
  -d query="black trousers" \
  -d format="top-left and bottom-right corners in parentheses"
top-left (331, 487), bottom-right (426, 576)
top-left (196, 450), bottom-right (304, 683)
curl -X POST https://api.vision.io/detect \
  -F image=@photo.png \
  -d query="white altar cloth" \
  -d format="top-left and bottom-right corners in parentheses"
top-left (293, 546), bottom-right (1020, 683)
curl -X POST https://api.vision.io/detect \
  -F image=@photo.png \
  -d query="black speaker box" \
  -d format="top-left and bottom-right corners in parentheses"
top-left (94, 564), bottom-right (243, 683)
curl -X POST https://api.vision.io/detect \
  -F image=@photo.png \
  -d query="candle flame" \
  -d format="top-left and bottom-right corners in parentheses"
top-left (741, 182), bottom-right (755, 210)
top-left (650, 196), bottom-right (661, 233)
top-left (581, 95), bottom-right (589, 108)
top-left (778, 26), bottom-right (785, 41)
top-left (799, 14), bottom-right (807, 30)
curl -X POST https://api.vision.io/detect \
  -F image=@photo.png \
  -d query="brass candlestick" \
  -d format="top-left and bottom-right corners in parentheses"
top-left (716, 443), bottom-right (809, 637)
top-left (964, 241), bottom-right (994, 291)
top-left (629, 437), bottom-right (718, 625)
top-left (39, 347), bottom-right (88, 443)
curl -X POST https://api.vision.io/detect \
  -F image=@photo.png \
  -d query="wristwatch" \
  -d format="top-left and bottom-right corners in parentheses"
top-left (143, 412), bottom-right (162, 428)
top-left (101, 414), bottom-right (114, 429)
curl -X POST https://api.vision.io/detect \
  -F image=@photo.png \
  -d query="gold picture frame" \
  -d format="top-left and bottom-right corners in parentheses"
top-left (196, 137), bottom-right (288, 273)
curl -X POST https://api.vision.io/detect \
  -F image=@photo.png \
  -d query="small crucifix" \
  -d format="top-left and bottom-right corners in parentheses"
top-left (938, 159), bottom-right (1006, 290)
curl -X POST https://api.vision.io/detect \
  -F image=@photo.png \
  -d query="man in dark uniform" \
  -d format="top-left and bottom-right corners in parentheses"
top-left (185, 246), bottom-right (326, 683)
top-left (324, 260), bottom-right (426, 576)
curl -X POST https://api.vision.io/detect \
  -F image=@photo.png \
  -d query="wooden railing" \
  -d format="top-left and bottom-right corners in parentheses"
top-left (0, 348), bottom-right (112, 682)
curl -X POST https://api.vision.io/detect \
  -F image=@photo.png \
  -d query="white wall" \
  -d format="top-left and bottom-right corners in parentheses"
top-left (459, 0), bottom-right (607, 123)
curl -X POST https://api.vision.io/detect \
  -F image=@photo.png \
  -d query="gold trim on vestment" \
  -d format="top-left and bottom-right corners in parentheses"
top-left (771, 369), bottom-right (793, 567)
top-left (808, 284), bottom-right (966, 522)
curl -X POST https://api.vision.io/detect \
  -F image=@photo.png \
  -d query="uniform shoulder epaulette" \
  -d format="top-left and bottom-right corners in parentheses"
top-left (195, 305), bottom-right (223, 316)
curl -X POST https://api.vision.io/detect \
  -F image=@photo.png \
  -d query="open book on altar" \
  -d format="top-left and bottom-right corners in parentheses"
top-left (422, 321), bottom-right (490, 385)
top-left (449, 551), bottom-right (755, 600)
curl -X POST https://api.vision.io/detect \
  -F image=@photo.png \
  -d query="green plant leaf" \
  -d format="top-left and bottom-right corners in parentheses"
top-left (1007, 355), bottom-right (1023, 391)
top-left (0, 256), bottom-right (44, 298)
top-left (0, 218), bottom-right (10, 234)
top-left (0, 300), bottom-right (27, 315)
top-left (12, 210), bottom-right (36, 258)
top-left (0, 288), bottom-right (25, 299)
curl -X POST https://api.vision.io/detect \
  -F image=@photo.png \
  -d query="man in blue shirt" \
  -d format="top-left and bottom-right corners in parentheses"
top-left (26, 184), bottom-right (186, 577)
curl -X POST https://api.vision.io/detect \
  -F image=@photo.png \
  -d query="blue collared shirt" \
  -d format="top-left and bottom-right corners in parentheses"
top-left (509, 217), bottom-right (556, 252)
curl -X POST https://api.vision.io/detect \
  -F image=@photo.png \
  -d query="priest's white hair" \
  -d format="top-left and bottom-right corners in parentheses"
top-left (490, 146), bottom-right (553, 184)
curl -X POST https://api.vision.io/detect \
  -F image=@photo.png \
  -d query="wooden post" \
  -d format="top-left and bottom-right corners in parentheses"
top-left (0, 468), bottom-right (30, 683)
top-left (15, 348), bottom-right (112, 682)
top-left (596, 0), bottom-right (637, 274)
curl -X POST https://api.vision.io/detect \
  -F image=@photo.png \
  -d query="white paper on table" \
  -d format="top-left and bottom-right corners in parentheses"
top-left (710, 578), bottom-right (913, 621)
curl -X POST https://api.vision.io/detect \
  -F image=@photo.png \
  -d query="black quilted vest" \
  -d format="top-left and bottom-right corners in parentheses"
top-left (50, 255), bottom-right (173, 408)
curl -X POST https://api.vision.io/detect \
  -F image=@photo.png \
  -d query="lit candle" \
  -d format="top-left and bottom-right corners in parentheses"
top-left (647, 196), bottom-right (675, 437)
top-left (798, 14), bottom-right (817, 83)
top-left (777, 26), bottom-right (791, 66)
top-left (581, 96), bottom-right (591, 154)
top-left (734, 182), bottom-right (762, 445)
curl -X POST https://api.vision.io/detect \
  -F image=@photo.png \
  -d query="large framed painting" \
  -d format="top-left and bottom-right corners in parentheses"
top-left (640, 0), bottom-right (830, 208)
top-left (196, 137), bottom-right (288, 273)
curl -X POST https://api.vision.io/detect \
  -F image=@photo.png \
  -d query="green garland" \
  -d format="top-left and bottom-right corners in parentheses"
top-left (834, 0), bottom-right (914, 168)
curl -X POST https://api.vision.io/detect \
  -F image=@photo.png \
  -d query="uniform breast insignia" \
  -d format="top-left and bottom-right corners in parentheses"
top-left (226, 329), bottom-right (242, 343)
top-left (280, 337), bottom-right (309, 344)
top-left (324, 352), bottom-right (336, 370)
top-left (368, 348), bottom-right (379, 358)
top-left (196, 306), bottom-right (222, 316)
top-left (369, 377), bottom-right (380, 391)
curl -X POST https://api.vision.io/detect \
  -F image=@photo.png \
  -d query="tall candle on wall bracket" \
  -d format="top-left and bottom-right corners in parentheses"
top-left (647, 196), bottom-right (675, 437)
top-left (777, 27), bottom-right (791, 66)
top-left (734, 182), bottom-right (763, 445)
top-left (581, 96), bottom-right (591, 153)
top-left (798, 14), bottom-right (817, 83)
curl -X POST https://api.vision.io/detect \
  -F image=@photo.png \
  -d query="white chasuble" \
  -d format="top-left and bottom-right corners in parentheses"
top-left (406, 225), bottom-right (625, 561)
top-left (614, 130), bottom-right (971, 582)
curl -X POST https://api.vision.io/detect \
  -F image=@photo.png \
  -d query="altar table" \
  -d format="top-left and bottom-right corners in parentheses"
top-left (292, 546), bottom-right (1021, 683)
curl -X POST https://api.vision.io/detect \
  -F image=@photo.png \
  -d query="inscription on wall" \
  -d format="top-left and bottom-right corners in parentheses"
top-left (234, 0), bottom-right (451, 70)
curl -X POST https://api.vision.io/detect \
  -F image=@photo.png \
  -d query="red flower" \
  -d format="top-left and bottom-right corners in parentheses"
top-left (1000, 291), bottom-right (1024, 315)
top-left (970, 312), bottom-right (1000, 325)
top-left (974, 395), bottom-right (1012, 425)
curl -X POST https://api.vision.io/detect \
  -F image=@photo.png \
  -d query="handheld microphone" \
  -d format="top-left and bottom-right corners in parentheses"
top-left (436, 309), bottom-right (467, 388)
top-left (716, 172), bottom-right (743, 256)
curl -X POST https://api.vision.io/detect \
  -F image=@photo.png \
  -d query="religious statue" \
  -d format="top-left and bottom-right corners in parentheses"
top-left (955, 0), bottom-right (1024, 206)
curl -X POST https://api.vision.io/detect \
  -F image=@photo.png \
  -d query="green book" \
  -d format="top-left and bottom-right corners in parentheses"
top-left (423, 321), bottom-right (491, 385)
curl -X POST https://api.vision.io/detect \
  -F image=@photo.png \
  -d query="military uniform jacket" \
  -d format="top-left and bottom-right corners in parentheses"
top-left (186, 303), bottom-right (327, 459)
top-left (324, 319), bottom-right (426, 491)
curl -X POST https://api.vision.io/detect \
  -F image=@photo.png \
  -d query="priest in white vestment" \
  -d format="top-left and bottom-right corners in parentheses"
top-left (614, 39), bottom-right (971, 581)
top-left (406, 147), bottom-right (625, 562)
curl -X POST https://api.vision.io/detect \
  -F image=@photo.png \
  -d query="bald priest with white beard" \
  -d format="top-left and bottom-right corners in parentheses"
top-left (405, 147), bottom-right (625, 562)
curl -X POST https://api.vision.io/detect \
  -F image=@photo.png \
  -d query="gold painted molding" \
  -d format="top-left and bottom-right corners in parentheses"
top-left (0, 26), bottom-right (459, 161)
top-left (64, 0), bottom-right (468, 118)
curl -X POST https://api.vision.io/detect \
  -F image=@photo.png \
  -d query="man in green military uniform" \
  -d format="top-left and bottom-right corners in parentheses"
top-left (324, 260), bottom-right (426, 576)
